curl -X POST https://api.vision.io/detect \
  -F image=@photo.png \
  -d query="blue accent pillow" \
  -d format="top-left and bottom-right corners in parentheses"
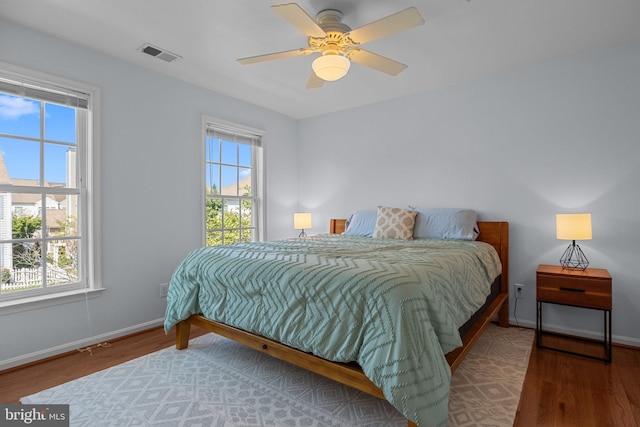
top-left (410, 207), bottom-right (479, 240)
top-left (343, 210), bottom-right (377, 237)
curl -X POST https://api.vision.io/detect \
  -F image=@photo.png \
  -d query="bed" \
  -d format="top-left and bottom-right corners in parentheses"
top-left (165, 218), bottom-right (509, 427)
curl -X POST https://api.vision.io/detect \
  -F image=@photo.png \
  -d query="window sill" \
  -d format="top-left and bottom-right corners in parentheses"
top-left (0, 288), bottom-right (105, 315)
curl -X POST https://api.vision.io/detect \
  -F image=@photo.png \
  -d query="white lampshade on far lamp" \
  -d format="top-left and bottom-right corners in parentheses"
top-left (556, 213), bottom-right (592, 270)
top-left (294, 213), bottom-right (312, 238)
top-left (312, 54), bottom-right (350, 81)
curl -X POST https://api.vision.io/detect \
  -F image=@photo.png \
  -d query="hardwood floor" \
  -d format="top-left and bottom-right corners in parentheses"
top-left (515, 334), bottom-right (640, 427)
top-left (1, 326), bottom-right (639, 426)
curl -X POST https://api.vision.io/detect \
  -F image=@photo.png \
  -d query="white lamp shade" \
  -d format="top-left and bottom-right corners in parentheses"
top-left (312, 55), bottom-right (350, 81)
top-left (556, 213), bottom-right (592, 240)
top-left (294, 213), bottom-right (312, 230)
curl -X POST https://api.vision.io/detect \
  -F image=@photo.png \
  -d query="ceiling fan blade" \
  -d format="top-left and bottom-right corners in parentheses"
top-left (238, 48), bottom-right (313, 65)
top-left (306, 71), bottom-right (325, 89)
top-left (345, 7), bottom-right (424, 45)
top-left (349, 49), bottom-right (407, 76)
top-left (271, 3), bottom-right (326, 38)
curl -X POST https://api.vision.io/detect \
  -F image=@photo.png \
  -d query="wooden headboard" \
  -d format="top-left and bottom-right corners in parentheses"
top-left (329, 219), bottom-right (347, 235)
top-left (329, 219), bottom-right (510, 318)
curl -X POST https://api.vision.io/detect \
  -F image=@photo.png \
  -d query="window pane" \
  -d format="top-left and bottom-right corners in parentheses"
top-left (205, 163), bottom-right (220, 194)
top-left (205, 198), bottom-right (223, 231)
top-left (223, 230), bottom-right (240, 245)
top-left (206, 137), bottom-right (220, 163)
top-left (8, 197), bottom-right (43, 238)
top-left (45, 143), bottom-right (76, 188)
top-left (238, 143), bottom-right (251, 167)
top-left (44, 103), bottom-right (76, 143)
top-left (0, 242), bottom-right (42, 294)
top-left (240, 199), bottom-right (253, 228)
top-left (221, 140), bottom-right (237, 165)
top-left (45, 196), bottom-right (77, 237)
top-left (240, 229), bottom-right (253, 242)
top-left (12, 240), bottom-right (42, 272)
top-left (46, 239), bottom-right (78, 286)
top-left (221, 166), bottom-right (238, 196)
top-left (44, 144), bottom-right (77, 188)
top-left (223, 200), bottom-right (240, 228)
top-left (0, 137), bottom-right (40, 183)
top-left (62, 194), bottom-right (78, 236)
top-left (0, 94), bottom-right (40, 139)
top-left (238, 168), bottom-right (251, 196)
top-left (1, 244), bottom-right (15, 292)
top-left (206, 231), bottom-right (222, 247)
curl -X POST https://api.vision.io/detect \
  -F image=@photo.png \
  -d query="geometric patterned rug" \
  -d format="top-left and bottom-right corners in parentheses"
top-left (448, 325), bottom-right (534, 426)
top-left (22, 323), bottom-right (534, 426)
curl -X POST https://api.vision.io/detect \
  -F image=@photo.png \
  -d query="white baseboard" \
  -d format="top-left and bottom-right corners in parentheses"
top-left (509, 316), bottom-right (640, 348)
top-left (0, 318), bottom-right (166, 371)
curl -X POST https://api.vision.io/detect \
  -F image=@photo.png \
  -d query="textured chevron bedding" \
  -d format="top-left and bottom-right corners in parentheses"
top-left (164, 234), bottom-right (501, 427)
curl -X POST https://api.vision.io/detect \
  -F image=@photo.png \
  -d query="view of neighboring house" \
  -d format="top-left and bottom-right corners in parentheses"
top-left (219, 174), bottom-right (252, 198)
top-left (10, 179), bottom-right (67, 215)
top-left (0, 152), bottom-right (72, 286)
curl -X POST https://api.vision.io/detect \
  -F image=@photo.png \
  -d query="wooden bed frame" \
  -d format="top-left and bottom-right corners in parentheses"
top-left (175, 220), bottom-right (509, 427)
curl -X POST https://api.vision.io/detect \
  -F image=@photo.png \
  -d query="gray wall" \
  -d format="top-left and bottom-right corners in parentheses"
top-left (298, 40), bottom-right (640, 346)
top-left (0, 19), bottom-right (299, 368)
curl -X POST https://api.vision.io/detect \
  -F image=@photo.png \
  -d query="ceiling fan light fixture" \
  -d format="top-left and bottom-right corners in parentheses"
top-left (312, 54), bottom-right (350, 81)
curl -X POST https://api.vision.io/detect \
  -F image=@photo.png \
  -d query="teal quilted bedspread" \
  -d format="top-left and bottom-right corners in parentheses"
top-left (164, 235), bottom-right (501, 427)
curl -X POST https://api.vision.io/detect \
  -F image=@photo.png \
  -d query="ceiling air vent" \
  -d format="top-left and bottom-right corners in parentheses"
top-left (138, 43), bottom-right (182, 63)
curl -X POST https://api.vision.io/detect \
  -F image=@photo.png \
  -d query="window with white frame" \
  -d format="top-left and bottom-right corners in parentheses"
top-left (0, 62), bottom-right (100, 303)
top-left (204, 118), bottom-right (264, 246)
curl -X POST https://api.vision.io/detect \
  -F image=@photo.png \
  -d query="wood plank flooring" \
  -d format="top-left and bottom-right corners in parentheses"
top-left (515, 334), bottom-right (640, 427)
top-left (1, 326), bottom-right (639, 426)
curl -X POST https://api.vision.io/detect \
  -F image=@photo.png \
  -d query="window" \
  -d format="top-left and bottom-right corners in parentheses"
top-left (0, 61), bottom-right (100, 305)
top-left (204, 117), bottom-right (264, 246)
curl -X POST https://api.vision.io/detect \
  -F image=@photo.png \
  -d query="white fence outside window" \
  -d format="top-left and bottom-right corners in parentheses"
top-left (1, 268), bottom-right (71, 293)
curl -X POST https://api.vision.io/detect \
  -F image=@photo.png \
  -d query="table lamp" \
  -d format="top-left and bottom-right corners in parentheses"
top-left (294, 213), bottom-right (312, 238)
top-left (556, 213), bottom-right (592, 270)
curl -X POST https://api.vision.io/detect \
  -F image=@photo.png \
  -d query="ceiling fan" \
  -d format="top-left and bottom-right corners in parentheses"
top-left (237, 3), bottom-right (425, 88)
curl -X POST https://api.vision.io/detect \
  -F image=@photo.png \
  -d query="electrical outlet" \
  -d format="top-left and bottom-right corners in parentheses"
top-left (159, 283), bottom-right (169, 298)
top-left (514, 283), bottom-right (525, 298)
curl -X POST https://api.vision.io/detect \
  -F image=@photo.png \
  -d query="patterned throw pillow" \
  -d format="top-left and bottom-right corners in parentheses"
top-left (372, 206), bottom-right (418, 240)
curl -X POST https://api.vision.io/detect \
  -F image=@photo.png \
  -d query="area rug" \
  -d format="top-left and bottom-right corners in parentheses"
top-left (22, 324), bottom-right (534, 426)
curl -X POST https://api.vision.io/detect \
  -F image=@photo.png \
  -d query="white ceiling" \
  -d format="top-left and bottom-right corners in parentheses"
top-left (2, 0), bottom-right (640, 119)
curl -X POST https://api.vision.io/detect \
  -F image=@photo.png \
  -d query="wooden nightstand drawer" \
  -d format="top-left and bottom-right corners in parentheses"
top-left (536, 265), bottom-right (611, 309)
top-left (536, 286), bottom-right (610, 309)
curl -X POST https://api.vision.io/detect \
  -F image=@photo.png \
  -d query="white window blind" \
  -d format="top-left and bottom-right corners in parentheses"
top-left (0, 74), bottom-right (89, 109)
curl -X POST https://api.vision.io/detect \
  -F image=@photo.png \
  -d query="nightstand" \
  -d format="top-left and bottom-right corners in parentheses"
top-left (536, 264), bottom-right (612, 362)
